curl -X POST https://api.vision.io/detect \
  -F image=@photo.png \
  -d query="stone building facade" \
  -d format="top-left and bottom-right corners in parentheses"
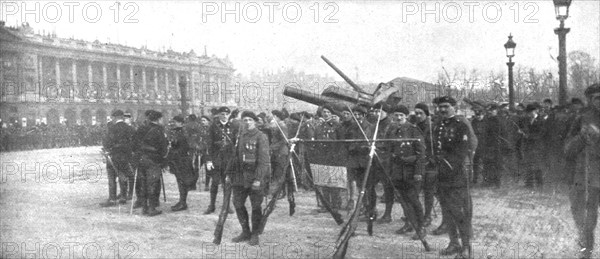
top-left (0, 22), bottom-right (235, 126)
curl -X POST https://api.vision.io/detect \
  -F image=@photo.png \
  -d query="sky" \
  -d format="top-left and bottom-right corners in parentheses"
top-left (2, 0), bottom-right (599, 84)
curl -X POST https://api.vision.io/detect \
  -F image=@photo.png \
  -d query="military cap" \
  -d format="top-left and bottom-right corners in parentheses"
top-left (434, 96), bottom-right (457, 106)
top-left (111, 110), bottom-right (124, 117)
top-left (200, 115), bottom-right (212, 122)
top-left (217, 106), bottom-right (230, 114)
top-left (525, 103), bottom-right (540, 112)
top-left (392, 105), bottom-right (410, 115)
top-left (147, 110), bottom-right (163, 121)
top-left (187, 114), bottom-right (197, 121)
top-left (373, 102), bottom-right (392, 113)
top-left (289, 112), bottom-right (302, 121)
top-left (241, 111), bottom-right (259, 121)
top-left (257, 112), bottom-right (267, 120)
top-left (352, 105), bottom-right (368, 115)
top-left (414, 103), bottom-right (430, 116)
top-left (302, 111), bottom-right (313, 119)
top-left (210, 108), bottom-right (219, 115)
top-left (584, 83), bottom-right (600, 97)
top-left (322, 104), bottom-right (335, 113)
top-left (272, 110), bottom-right (286, 120)
top-left (172, 115), bottom-right (184, 123)
top-left (124, 112), bottom-right (132, 118)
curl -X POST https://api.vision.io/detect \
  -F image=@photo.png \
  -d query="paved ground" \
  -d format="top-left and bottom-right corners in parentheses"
top-left (0, 146), bottom-right (591, 258)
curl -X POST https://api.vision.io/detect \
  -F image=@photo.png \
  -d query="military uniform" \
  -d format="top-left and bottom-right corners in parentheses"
top-left (566, 103), bottom-right (600, 258)
top-left (470, 115), bottom-right (486, 184)
top-left (433, 115), bottom-right (473, 256)
top-left (386, 121), bottom-right (426, 237)
top-left (482, 114), bottom-right (506, 187)
top-left (167, 125), bottom-right (198, 211)
top-left (101, 119), bottom-right (135, 206)
top-left (416, 117), bottom-right (437, 226)
top-left (314, 118), bottom-right (344, 210)
top-left (205, 119), bottom-right (240, 213)
top-left (229, 126), bottom-right (270, 245)
top-left (518, 113), bottom-right (547, 187)
top-left (133, 120), bottom-right (168, 216)
top-left (268, 120), bottom-right (290, 195)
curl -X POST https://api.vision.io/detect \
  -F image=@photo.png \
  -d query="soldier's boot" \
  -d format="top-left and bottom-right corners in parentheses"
top-left (249, 208), bottom-right (263, 246)
top-left (127, 177), bottom-right (135, 200)
top-left (395, 222), bottom-right (414, 235)
top-left (423, 192), bottom-right (434, 227)
top-left (142, 200), bottom-right (149, 215)
top-left (578, 248), bottom-right (592, 259)
top-left (133, 199), bottom-right (144, 209)
top-left (412, 226), bottom-right (427, 240)
top-left (99, 199), bottom-right (117, 207)
top-left (171, 186), bottom-right (188, 212)
top-left (440, 242), bottom-right (462, 256)
top-left (454, 244), bottom-right (472, 259)
top-left (432, 222), bottom-right (449, 235)
top-left (146, 183), bottom-right (162, 216)
top-left (203, 191), bottom-right (217, 214)
top-left (232, 208), bottom-right (251, 243)
top-left (376, 201), bottom-right (393, 224)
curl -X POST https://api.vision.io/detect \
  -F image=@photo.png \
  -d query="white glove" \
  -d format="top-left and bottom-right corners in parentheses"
top-left (206, 161), bottom-right (214, 170)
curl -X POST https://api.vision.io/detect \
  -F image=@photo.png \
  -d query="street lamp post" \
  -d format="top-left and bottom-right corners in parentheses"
top-left (553, 0), bottom-right (572, 106)
top-left (504, 34), bottom-right (516, 111)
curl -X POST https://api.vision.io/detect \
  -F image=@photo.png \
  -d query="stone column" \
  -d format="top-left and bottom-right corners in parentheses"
top-left (142, 67), bottom-right (147, 93)
top-left (154, 68), bottom-right (158, 95)
top-left (55, 58), bottom-right (61, 89)
top-left (102, 63), bottom-right (108, 96)
top-left (175, 71), bottom-right (180, 97)
top-left (129, 65), bottom-right (134, 88)
top-left (116, 64), bottom-right (121, 100)
top-left (87, 62), bottom-right (93, 99)
top-left (38, 56), bottom-right (43, 101)
top-left (165, 69), bottom-right (170, 95)
top-left (189, 72), bottom-right (195, 107)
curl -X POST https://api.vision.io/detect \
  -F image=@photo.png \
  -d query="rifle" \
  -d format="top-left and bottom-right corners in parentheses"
top-left (273, 119), bottom-right (297, 215)
top-left (333, 110), bottom-right (382, 259)
top-left (212, 122), bottom-right (243, 245)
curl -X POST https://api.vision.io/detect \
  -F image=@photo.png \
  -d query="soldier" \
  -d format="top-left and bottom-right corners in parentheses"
top-left (387, 105), bottom-right (427, 240)
top-left (518, 103), bottom-right (547, 188)
top-left (482, 104), bottom-right (506, 187)
top-left (167, 115), bottom-right (199, 211)
top-left (566, 84), bottom-right (600, 259)
top-left (469, 103), bottom-right (487, 185)
top-left (184, 114), bottom-right (202, 183)
top-left (414, 102), bottom-right (436, 227)
top-left (204, 106), bottom-right (238, 214)
top-left (100, 110), bottom-right (135, 207)
top-left (433, 96), bottom-right (473, 258)
top-left (269, 110), bottom-right (290, 198)
top-left (313, 105), bottom-right (344, 212)
top-left (339, 106), bottom-right (357, 209)
top-left (345, 105), bottom-right (374, 216)
top-left (370, 103), bottom-right (395, 224)
top-left (229, 111), bottom-right (270, 246)
top-left (132, 110), bottom-right (168, 216)
top-left (199, 115), bottom-right (212, 191)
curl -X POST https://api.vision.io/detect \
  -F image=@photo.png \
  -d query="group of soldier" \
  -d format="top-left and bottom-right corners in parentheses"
top-left (97, 82), bottom-right (600, 259)
top-left (0, 123), bottom-right (105, 151)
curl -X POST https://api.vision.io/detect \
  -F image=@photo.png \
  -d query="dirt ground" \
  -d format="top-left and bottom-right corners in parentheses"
top-left (0, 146), bottom-right (594, 258)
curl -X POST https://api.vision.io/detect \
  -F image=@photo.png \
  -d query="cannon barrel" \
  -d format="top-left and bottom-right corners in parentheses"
top-left (283, 86), bottom-right (358, 111)
top-left (321, 56), bottom-right (370, 95)
top-left (322, 86), bottom-right (372, 106)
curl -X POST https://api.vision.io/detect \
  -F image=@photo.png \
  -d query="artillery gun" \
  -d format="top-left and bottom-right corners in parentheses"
top-left (283, 56), bottom-right (405, 110)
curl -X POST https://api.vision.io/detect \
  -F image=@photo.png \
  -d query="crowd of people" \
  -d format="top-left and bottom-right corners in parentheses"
top-left (4, 82), bottom-right (598, 258)
top-left (0, 123), bottom-right (105, 151)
